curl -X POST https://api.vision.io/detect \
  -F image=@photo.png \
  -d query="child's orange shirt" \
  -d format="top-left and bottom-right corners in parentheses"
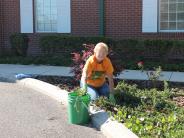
top-left (83, 55), bottom-right (114, 87)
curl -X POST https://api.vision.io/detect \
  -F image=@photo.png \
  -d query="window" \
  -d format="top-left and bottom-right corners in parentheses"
top-left (35, 0), bottom-right (57, 32)
top-left (159, 0), bottom-right (184, 32)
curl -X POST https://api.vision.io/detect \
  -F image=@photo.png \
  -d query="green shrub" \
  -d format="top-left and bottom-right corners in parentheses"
top-left (39, 35), bottom-right (114, 55)
top-left (95, 81), bottom-right (184, 138)
top-left (39, 35), bottom-right (184, 61)
top-left (113, 39), bottom-right (184, 61)
top-left (9, 33), bottom-right (29, 56)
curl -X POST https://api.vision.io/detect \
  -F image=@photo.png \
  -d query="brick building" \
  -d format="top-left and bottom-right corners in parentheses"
top-left (0, 0), bottom-right (4, 55)
top-left (0, 0), bottom-right (184, 56)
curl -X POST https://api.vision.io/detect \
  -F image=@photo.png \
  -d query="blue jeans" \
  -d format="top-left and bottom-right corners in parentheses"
top-left (80, 82), bottom-right (110, 101)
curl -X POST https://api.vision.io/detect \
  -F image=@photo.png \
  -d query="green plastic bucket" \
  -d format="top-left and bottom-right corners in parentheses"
top-left (67, 91), bottom-right (91, 124)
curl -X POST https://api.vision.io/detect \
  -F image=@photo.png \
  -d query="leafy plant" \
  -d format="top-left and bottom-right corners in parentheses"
top-left (137, 61), bottom-right (163, 88)
top-left (137, 61), bottom-right (162, 81)
top-left (94, 80), bottom-right (184, 138)
top-left (75, 87), bottom-right (86, 96)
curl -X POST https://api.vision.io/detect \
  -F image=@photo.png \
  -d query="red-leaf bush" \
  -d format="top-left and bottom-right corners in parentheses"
top-left (71, 44), bottom-right (123, 81)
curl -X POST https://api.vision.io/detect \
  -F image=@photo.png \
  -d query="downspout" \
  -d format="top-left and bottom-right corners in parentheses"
top-left (99, 0), bottom-right (104, 36)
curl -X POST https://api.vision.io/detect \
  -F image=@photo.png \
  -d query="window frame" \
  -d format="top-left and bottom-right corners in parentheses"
top-left (34, 0), bottom-right (57, 33)
top-left (159, 0), bottom-right (184, 32)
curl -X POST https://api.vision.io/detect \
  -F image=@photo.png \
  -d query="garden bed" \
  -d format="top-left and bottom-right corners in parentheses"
top-left (35, 76), bottom-right (184, 138)
top-left (36, 76), bottom-right (184, 107)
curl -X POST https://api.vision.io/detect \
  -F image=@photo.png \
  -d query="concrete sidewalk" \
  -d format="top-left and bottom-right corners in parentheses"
top-left (0, 64), bottom-right (184, 82)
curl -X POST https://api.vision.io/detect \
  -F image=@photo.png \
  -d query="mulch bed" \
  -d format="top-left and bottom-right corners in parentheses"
top-left (35, 76), bottom-right (79, 92)
top-left (35, 75), bottom-right (184, 107)
top-left (173, 96), bottom-right (184, 107)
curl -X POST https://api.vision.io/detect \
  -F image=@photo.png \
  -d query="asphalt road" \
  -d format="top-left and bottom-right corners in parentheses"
top-left (0, 82), bottom-right (105, 138)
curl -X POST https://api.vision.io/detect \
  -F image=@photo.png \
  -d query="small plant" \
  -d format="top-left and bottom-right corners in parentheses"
top-left (147, 66), bottom-right (162, 81)
top-left (137, 61), bottom-right (162, 81)
top-left (137, 61), bottom-right (163, 88)
top-left (137, 61), bottom-right (144, 71)
top-left (75, 87), bottom-right (86, 96)
top-left (9, 33), bottom-right (29, 56)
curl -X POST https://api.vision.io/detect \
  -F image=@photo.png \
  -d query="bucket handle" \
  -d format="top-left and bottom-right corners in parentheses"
top-left (74, 96), bottom-right (90, 113)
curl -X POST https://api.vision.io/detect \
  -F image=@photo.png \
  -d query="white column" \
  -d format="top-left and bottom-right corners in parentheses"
top-left (57, 0), bottom-right (71, 33)
top-left (20, 0), bottom-right (33, 33)
top-left (142, 0), bottom-right (158, 33)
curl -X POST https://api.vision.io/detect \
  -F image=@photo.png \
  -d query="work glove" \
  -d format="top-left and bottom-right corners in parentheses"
top-left (80, 80), bottom-right (87, 92)
top-left (109, 93), bottom-right (116, 104)
top-left (84, 84), bottom-right (87, 93)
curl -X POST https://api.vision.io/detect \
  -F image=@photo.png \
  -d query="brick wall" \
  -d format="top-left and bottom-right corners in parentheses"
top-left (0, 0), bottom-right (4, 55)
top-left (105, 0), bottom-right (184, 40)
top-left (1, 0), bottom-right (184, 56)
top-left (1, 0), bottom-right (20, 54)
top-left (71, 0), bottom-right (99, 36)
top-left (105, 0), bottom-right (141, 39)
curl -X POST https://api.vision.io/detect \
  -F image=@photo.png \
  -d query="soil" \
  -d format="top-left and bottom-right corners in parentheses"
top-left (35, 76), bottom-right (79, 92)
top-left (173, 96), bottom-right (184, 107)
top-left (35, 76), bottom-right (184, 107)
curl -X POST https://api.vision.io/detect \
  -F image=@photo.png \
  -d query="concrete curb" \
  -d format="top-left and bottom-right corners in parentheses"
top-left (17, 78), bottom-right (138, 138)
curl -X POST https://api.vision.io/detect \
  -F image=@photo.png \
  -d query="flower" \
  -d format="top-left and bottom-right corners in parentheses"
top-left (137, 61), bottom-right (144, 67)
top-left (137, 61), bottom-right (144, 71)
top-left (139, 117), bottom-right (145, 121)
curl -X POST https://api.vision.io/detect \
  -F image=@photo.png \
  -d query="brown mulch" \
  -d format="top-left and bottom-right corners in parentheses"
top-left (35, 76), bottom-right (79, 92)
top-left (173, 96), bottom-right (184, 107)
